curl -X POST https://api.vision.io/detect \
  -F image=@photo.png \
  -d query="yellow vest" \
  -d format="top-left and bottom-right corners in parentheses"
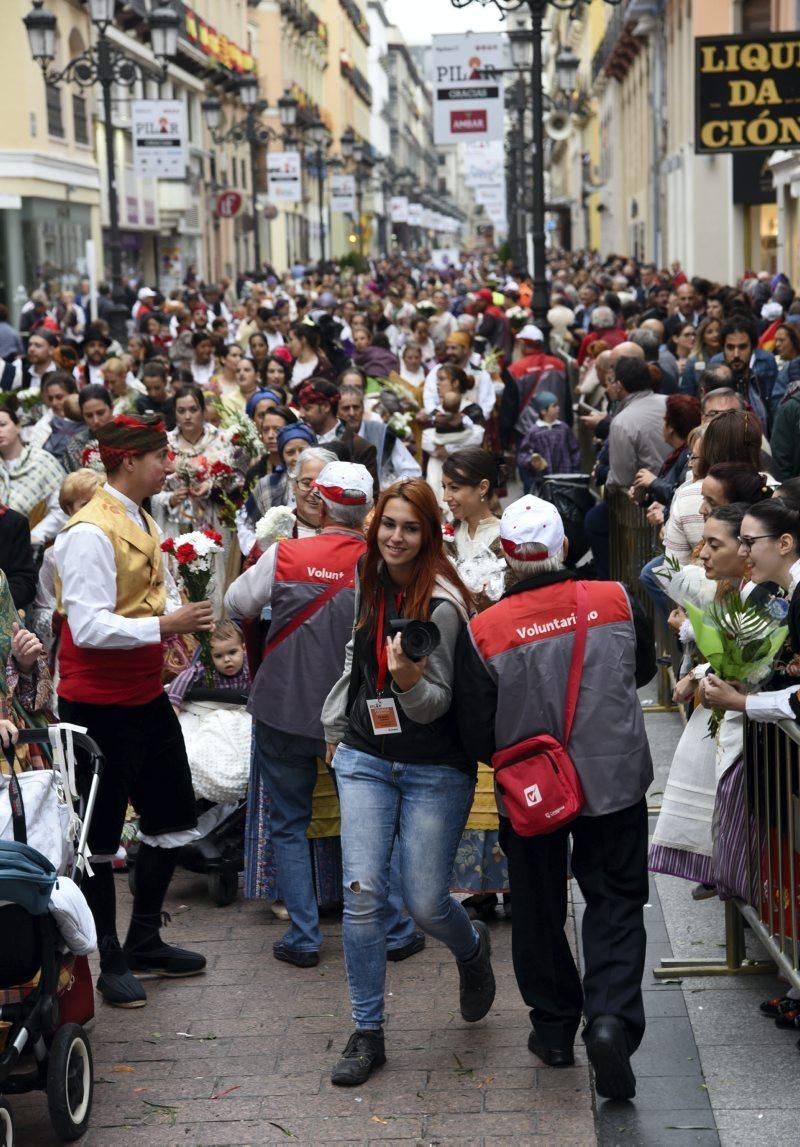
top-left (57, 487), bottom-right (166, 618)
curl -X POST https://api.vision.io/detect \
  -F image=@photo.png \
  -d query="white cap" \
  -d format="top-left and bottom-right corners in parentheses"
top-left (500, 496), bottom-right (565, 561)
top-left (515, 324), bottom-right (545, 343)
top-left (138, 287), bottom-right (156, 300)
top-left (313, 461), bottom-right (374, 507)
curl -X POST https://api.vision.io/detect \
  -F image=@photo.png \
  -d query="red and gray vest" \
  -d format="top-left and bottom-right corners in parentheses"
top-left (248, 530), bottom-right (366, 739)
top-left (468, 578), bottom-right (653, 816)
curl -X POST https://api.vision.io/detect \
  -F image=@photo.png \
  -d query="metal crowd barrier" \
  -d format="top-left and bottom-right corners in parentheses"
top-left (606, 489), bottom-right (674, 711)
top-left (653, 717), bottom-right (800, 985)
top-left (741, 718), bottom-right (800, 990)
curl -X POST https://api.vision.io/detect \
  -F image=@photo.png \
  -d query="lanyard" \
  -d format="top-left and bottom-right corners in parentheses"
top-left (375, 589), bottom-right (403, 695)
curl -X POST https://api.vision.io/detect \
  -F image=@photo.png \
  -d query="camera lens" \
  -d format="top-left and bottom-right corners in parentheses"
top-left (391, 619), bottom-right (441, 662)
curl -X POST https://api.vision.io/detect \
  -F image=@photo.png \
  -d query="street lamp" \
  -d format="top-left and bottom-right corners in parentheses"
top-left (23, 0), bottom-right (180, 340)
top-left (202, 77), bottom-right (278, 279)
top-left (449, 0), bottom-right (623, 344)
top-left (340, 130), bottom-right (372, 257)
top-left (278, 90), bottom-right (298, 131)
top-left (306, 119), bottom-right (331, 265)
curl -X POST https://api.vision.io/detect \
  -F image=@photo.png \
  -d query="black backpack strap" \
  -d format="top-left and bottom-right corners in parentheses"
top-left (3, 745), bottom-right (27, 844)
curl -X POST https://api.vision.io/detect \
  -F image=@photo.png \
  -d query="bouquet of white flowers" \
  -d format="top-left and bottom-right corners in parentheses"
top-left (161, 528), bottom-right (224, 682)
top-left (255, 506), bottom-right (296, 549)
top-left (214, 399), bottom-right (264, 463)
top-left (457, 545), bottom-right (507, 603)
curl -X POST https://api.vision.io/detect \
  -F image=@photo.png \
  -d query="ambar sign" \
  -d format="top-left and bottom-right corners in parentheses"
top-left (695, 33), bottom-right (800, 154)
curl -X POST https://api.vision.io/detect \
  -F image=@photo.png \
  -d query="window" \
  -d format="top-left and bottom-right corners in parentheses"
top-left (46, 83), bottom-right (64, 138)
top-left (741, 0), bottom-right (771, 31)
top-left (73, 94), bottom-right (89, 145)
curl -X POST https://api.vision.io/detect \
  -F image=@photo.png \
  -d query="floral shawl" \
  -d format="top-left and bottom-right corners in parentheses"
top-left (0, 570), bottom-right (54, 774)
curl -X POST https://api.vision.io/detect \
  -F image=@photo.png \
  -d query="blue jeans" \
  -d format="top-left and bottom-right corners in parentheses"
top-left (255, 722), bottom-right (416, 954)
top-left (334, 743), bottom-right (479, 1029)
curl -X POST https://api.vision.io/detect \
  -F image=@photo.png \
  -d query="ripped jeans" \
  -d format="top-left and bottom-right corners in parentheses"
top-left (333, 743), bottom-right (478, 1030)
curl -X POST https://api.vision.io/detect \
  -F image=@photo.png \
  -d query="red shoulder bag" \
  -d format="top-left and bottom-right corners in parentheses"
top-left (491, 581), bottom-right (587, 836)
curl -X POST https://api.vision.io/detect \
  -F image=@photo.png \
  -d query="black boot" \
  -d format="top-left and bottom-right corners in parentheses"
top-left (457, 921), bottom-right (495, 1022)
top-left (84, 862), bottom-right (146, 1008)
top-left (123, 845), bottom-right (206, 977)
top-left (330, 1030), bottom-right (386, 1087)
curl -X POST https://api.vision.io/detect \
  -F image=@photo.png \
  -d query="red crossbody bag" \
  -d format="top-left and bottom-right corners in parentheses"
top-left (491, 581), bottom-right (587, 836)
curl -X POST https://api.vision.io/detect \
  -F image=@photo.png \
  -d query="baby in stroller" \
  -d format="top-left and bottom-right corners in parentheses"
top-left (159, 620), bottom-right (252, 905)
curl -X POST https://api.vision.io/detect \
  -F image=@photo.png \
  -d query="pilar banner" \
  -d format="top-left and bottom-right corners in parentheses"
top-left (695, 33), bottom-right (800, 154)
top-left (267, 152), bottom-right (302, 203)
top-left (330, 174), bottom-right (356, 213)
top-left (390, 196), bottom-right (408, 223)
top-left (132, 101), bottom-right (186, 179)
top-left (432, 33), bottom-right (504, 146)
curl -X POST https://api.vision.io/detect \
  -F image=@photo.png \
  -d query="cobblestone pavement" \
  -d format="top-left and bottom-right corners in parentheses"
top-left (11, 873), bottom-right (596, 1145)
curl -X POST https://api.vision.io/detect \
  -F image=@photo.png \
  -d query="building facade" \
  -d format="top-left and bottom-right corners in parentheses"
top-left (544, 0), bottom-right (796, 282)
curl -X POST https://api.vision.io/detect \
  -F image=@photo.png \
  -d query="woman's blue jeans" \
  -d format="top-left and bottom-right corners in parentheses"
top-left (333, 743), bottom-right (479, 1030)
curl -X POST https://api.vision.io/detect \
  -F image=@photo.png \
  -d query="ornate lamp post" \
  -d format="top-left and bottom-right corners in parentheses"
top-left (449, 0), bottom-right (621, 343)
top-left (202, 75), bottom-right (285, 279)
top-left (340, 128), bottom-right (374, 258)
top-left (305, 119), bottom-right (332, 266)
top-left (24, 0), bottom-right (179, 339)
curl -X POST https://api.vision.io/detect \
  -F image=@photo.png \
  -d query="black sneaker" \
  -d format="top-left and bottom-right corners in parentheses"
top-left (457, 921), bottom-right (495, 1022)
top-left (584, 1015), bottom-right (636, 1101)
top-left (273, 942), bottom-right (320, 968)
top-left (386, 931), bottom-right (426, 963)
top-left (124, 941), bottom-right (206, 977)
top-left (330, 1029), bottom-right (386, 1087)
top-left (96, 969), bottom-right (147, 1008)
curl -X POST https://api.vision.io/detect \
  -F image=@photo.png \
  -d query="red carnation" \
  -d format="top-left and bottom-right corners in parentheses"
top-left (442, 523), bottom-right (455, 538)
top-left (160, 537), bottom-right (175, 553)
top-left (203, 528), bottom-right (223, 546)
top-left (175, 543), bottom-right (199, 565)
top-left (210, 460), bottom-right (233, 478)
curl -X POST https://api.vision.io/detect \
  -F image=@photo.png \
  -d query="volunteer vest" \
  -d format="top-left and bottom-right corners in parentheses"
top-left (56, 487), bottom-right (166, 706)
top-left (468, 578), bottom-right (653, 816)
top-left (248, 531), bottom-right (366, 739)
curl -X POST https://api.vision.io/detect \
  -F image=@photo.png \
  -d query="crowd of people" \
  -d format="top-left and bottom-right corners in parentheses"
top-left (2, 249), bottom-right (800, 1104)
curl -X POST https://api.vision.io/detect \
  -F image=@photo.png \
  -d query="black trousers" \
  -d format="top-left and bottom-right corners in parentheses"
top-left (499, 797), bottom-right (649, 1052)
top-left (59, 692), bottom-right (197, 855)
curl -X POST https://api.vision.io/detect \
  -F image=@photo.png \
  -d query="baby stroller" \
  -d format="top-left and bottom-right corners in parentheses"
top-left (0, 726), bottom-right (103, 1144)
top-left (129, 685), bottom-right (247, 907)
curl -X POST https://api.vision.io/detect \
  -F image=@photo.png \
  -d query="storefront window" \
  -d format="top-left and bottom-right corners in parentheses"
top-left (19, 199), bottom-right (90, 294)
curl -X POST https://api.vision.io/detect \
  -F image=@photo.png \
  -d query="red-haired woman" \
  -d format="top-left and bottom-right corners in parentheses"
top-left (322, 478), bottom-right (495, 1087)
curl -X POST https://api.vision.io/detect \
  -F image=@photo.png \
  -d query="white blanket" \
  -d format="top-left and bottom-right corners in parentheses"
top-left (179, 700), bottom-right (252, 803)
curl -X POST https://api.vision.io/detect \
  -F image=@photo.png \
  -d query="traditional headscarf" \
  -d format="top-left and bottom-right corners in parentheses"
top-left (245, 389), bottom-right (282, 418)
top-left (97, 414), bottom-right (167, 471)
top-left (276, 422), bottom-right (316, 462)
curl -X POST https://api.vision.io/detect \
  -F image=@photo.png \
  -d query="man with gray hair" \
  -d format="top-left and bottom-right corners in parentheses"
top-left (456, 495), bottom-right (656, 1101)
top-left (225, 462), bottom-right (421, 967)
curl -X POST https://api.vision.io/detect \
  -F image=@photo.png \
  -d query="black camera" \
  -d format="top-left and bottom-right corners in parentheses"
top-left (389, 619), bottom-right (441, 662)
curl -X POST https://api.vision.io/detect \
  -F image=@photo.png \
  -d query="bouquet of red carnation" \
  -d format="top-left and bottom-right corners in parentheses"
top-left (207, 458), bottom-right (245, 529)
top-left (161, 527), bottom-right (224, 682)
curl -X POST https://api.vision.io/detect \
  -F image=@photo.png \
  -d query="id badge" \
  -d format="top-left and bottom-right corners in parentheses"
top-left (367, 697), bottom-right (402, 735)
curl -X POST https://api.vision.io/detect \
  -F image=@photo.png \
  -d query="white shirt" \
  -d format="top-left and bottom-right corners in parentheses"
top-left (266, 331), bottom-right (285, 352)
top-left (53, 483), bottom-right (180, 650)
top-left (191, 358), bottom-right (216, 387)
top-left (423, 364), bottom-right (496, 420)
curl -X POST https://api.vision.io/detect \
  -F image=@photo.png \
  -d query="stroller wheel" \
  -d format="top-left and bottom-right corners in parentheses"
top-left (0, 1097), bottom-right (13, 1147)
top-left (208, 868), bottom-right (238, 907)
top-left (47, 1024), bottom-right (93, 1141)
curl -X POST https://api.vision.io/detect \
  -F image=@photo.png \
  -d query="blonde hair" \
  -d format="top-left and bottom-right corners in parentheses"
top-left (102, 356), bottom-right (125, 377)
top-left (59, 468), bottom-right (103, 514)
